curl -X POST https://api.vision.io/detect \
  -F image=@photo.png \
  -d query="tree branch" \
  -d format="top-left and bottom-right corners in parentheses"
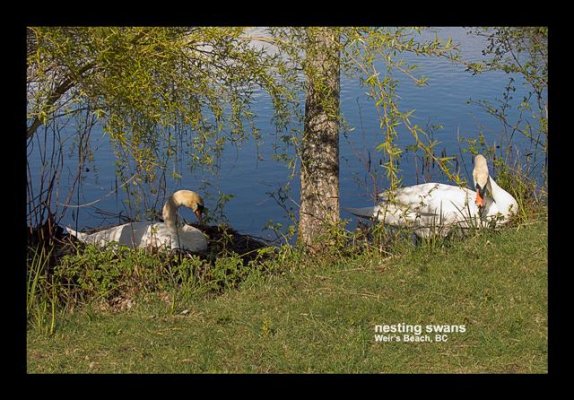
top-left (27, 61), bottom-right (96, 140)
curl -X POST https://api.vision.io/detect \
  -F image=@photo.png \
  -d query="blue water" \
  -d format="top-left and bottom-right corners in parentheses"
top-left (27, 28), bottom-right (546, 240)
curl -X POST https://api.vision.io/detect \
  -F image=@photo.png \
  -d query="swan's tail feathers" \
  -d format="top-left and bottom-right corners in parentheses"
top-left (65, 226), bottom-right (88, 241)
top-left (344, 206), bottom-right (376, 219)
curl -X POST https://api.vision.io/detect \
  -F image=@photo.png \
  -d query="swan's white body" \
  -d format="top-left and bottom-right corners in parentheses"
top-left (66, 190), bottom-right (209, 251)
top-left (346, 155), bottom-right (518, 238)
top-left (66, 221), bottom-right (208, 251)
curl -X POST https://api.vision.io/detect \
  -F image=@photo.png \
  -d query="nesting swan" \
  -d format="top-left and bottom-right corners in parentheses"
top-left (346, 155), bottom-right (518, 238)
top-left (66, 190), bottom-right (209, 251)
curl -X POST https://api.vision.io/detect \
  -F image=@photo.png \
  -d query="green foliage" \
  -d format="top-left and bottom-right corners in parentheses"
top-left (28, 218), bottom-right (547, 373)
top-left (28, 27), bottom-right (298, 149)
top-left (489, 159), bottom-right (544, 223)
top-left (27, 27), bottom-right (299, 223)
top-left (56, 243), bottom-right (164, 303)
top-left (264, 28), bottom-right (547, 239)
top-left (341, 28), bottom-right (462, 190)
top-left (28, 183), bottom-right (546, 338)
top-left (260, 27), bottom-right (468, 243)
top-left (27, 235), bottom-right (286, 332)
top-left (461, 129), bottom-right (546, 223)
top-left (26, 27), bottom-right (548, 371)
top-left (206, 255), bottom-right (246, 291)
top-left (465, 27), bottom-right (548, 186)
top-left (53, 243), bottom-right (254, 307)
top-left (268, 27), bottom-right (466, 195)
top-left (27, 27), bottom-right (548, 253)
top-left (27, 245), bottom-right (58, 335)
top-left (202, 192), bottom-right (235, 225)
top-left (466, 27), bottom-right (547, 97)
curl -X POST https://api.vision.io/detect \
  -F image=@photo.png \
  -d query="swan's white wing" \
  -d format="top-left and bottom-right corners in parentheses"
top-left (137, 223), bottom-right (173, 249)
top-left (177, 224), bottom-right (209, 252)
top-left (66, 222), bottom-right (134, 247)
top-left (379, 183), bottom-right (477, 219)
top-left (67, 222), bottom-right (208, 251)
top-left (68, 222), bottom-right (170, 249)
top-left (373, 183), bottom-right (487, 236)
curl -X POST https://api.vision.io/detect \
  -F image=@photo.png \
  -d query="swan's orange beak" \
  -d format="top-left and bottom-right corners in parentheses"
top-left (475, 191), bottom-right (486, 208)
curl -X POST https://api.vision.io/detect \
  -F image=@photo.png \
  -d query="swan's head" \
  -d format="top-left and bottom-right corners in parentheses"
top-left (166, 190), bottom-right (205, 224)
top-left (472, 154), bottom-right (489, 208)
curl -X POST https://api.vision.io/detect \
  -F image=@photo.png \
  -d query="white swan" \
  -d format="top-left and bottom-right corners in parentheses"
top-left (66, 190), bottom-right (209, 251)
top-left (345, 154), bottom-right (518, 238)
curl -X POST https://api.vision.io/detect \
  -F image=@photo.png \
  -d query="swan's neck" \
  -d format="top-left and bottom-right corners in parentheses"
top-left (487, 176), bottom-right (518, 217)
top-left (162, 196), bottom-right (181, 248)
top-left (161, 190), bottom-right (202, 249)
top-left (163, 196), bottom-right (179, 228)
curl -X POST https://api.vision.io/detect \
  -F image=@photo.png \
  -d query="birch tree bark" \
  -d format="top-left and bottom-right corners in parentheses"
top-left (298, 28), bottom-right (340, 249)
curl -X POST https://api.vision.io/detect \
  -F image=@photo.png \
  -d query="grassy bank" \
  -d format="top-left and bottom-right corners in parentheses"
top-left (27, 216), bottom-right (547, 373)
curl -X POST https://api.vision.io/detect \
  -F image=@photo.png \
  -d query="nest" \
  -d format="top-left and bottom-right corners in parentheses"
top-left (193, 223), bottom-right (270, 260)
top-left (27, 217), bottom-right (273, 268)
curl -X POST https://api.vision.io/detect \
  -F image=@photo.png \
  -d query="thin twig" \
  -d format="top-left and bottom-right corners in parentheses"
top-left (57, 173), bottom-right (138, 208)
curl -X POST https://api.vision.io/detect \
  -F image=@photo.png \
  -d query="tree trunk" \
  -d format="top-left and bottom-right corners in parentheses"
top-left (298, 28), bottom-right (340, 249)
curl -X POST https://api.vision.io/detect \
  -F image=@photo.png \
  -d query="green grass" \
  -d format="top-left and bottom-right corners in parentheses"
top-left (27, 218), bottom-right (547, 373)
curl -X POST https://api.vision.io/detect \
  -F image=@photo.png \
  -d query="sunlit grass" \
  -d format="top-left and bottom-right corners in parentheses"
top-left (27, 217), bottom-right (547, 373)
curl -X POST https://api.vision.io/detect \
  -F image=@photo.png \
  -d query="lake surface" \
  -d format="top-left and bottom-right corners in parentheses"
top-left (27, 27), bottom-right (546, 240)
